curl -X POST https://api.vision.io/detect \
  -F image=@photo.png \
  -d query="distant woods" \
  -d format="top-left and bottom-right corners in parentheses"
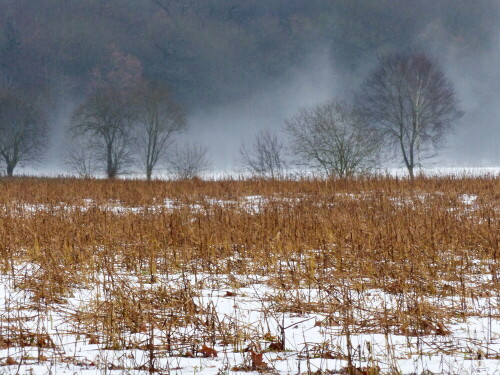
top-left (0, 0), bottom-right (494, 104)
top-left (0, 0), bottom-right (477, 178)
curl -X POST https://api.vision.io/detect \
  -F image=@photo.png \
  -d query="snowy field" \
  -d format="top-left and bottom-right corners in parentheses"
top-left (0, 177), bottom-right (498, 374)
top-left (0, 263), bottom-right (498, 375)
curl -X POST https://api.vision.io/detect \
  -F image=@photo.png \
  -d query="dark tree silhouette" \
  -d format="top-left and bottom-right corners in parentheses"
top-left (69, 46), bottom-right (141, 178)
top-left (0, 88), bottom-right (47, 176)
top-left (70, 90), bottom-right (135, 178)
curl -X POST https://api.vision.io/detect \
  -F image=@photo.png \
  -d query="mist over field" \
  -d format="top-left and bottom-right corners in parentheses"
top-left (0, 0), bottom-right (499, 175)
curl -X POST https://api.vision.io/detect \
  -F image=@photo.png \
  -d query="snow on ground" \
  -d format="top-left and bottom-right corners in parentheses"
top-left (1, 191), bottom-right (484, 218)
top-left (0, 187), bottom-right (498, 374)
top-left (0, 263), bottom-right (498, 375)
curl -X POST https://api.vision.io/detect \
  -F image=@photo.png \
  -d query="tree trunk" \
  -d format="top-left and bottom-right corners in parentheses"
top-left (107, 145), bottom-right (115, 178)
top-left (6, 163), bottom-right (14, 177)
top-left (399, 137), bottom-right (414, 180)
top-left (408, 164), bottom-right (414, 180)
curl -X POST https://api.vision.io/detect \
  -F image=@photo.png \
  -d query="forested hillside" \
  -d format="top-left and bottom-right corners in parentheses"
top-left (1, 0), bottom-right (497, 108)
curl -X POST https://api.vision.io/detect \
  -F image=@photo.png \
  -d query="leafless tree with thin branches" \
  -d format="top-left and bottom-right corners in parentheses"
top-left (285, 100), bottom-right (382, 178)
top-left (132, 81), bottom-right (186, 180)
top-left (64, 136), bottom-right (98, 178)
top-left (239, 130), bottom-right (286, 178)
top-left (356, 53), bottom-right (463, 178)
top-left (70, 89), bottom-right (135, 178)
top-left (0, 88), bottom-right (47, 176)
top-left (167, 142), bottom-right (211, 179)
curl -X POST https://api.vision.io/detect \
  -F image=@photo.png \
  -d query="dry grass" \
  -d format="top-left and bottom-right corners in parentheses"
top-left (0, 175), bottom-right (497, 373)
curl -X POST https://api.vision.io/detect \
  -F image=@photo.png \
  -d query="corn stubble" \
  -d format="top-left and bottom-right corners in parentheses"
top-left (0, 176), bottom-right (497, 374)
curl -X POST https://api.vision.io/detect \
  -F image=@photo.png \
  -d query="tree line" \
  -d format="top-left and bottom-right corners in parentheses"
top-left (0, 0), bottom-right (487, 178)
top-left (243, 53), bottom-right (462, 179)
top-left (0, 52), bottom-right (462, 179)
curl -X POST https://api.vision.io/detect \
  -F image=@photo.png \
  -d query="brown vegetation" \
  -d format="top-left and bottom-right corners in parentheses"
top-left (0, 175), bottom-right (497, 373)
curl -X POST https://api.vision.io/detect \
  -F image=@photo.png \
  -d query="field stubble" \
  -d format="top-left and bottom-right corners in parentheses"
top-left (0, 176), bottom-right (498, 374)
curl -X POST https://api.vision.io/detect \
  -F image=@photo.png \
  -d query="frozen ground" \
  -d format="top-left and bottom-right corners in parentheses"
top-left (0, 185), bottom-right (498, 375)
top-left (0, 262), bottom-right (498, 375)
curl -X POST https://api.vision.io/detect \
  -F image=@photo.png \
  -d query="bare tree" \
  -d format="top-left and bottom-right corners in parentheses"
top-left (63, 136), bottom-right (98, 178)
top-left (239, 130), bottom-right (286, 178)
top-left (357, 53), bottom-right (463, 178)
top-left (67, 46), bottom-right (142, 178)
top-left (70, 90), bottom-right (135, 178)
top-left (285, 100), bottom-right (382, 178)
top-left (133, 82), bottom-right (186, 180)
top-left (0, 88), bottom-right (47, 176)
top-left (168, 142), bottom-right (211, 179)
